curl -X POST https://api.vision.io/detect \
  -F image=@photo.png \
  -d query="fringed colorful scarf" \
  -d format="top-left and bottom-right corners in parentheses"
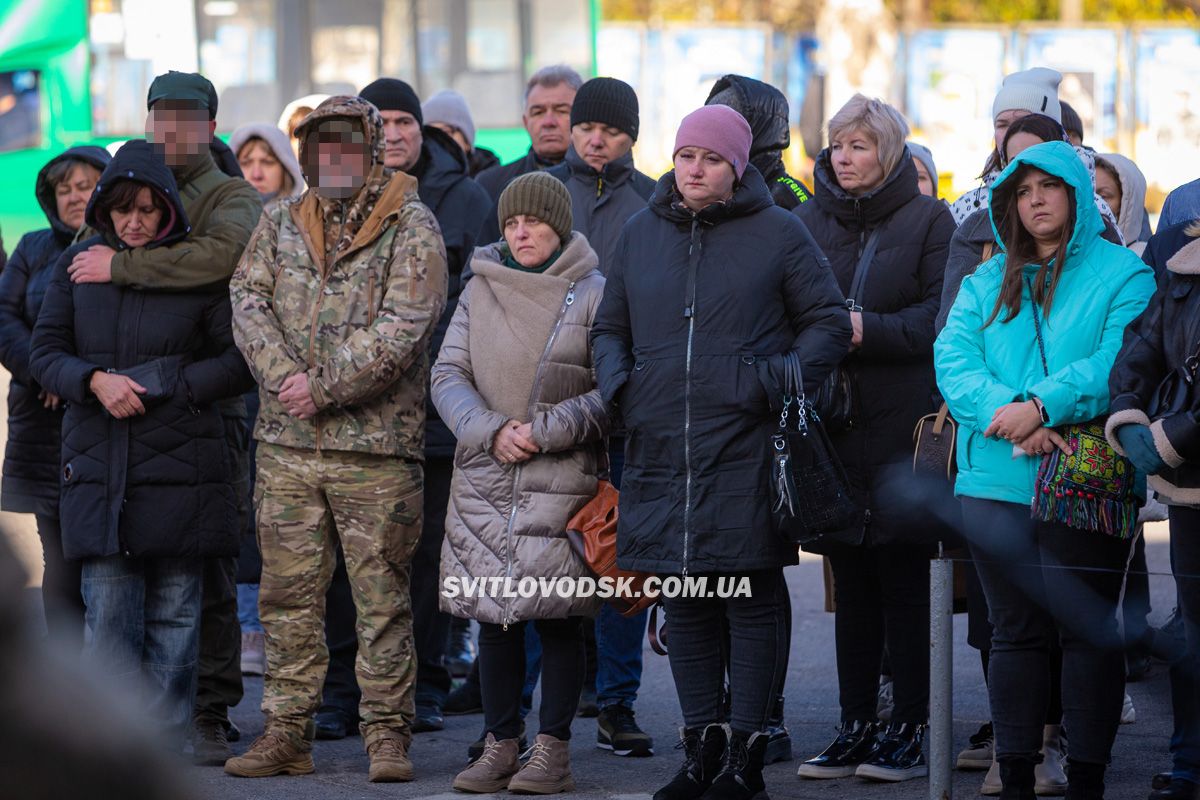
top-left (1031, 421), bottom-right (1138, 539)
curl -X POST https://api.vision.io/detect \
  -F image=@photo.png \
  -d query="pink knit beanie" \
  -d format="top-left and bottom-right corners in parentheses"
top-left (673, 104), bottom-right (753, 180)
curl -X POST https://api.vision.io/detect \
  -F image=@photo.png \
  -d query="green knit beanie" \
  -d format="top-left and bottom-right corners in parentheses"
top-left (497, 172), bottom-right (573, 243)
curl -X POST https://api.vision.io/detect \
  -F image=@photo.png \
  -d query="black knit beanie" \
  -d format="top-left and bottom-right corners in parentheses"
top-left (359, 78), bottom-right (423, 125)
top-left (570, 77), bottom-right (639, 141)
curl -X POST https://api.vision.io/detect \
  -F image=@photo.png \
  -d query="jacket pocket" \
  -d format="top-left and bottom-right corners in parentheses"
top-left (619, 358), bottom-right (653, 429)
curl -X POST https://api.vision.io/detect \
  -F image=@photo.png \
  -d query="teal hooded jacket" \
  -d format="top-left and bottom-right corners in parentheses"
top-left (934, 141), bottom-right (1156, 505)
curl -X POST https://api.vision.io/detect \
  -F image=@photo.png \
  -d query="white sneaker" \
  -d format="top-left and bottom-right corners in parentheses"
top-left (980, 756), bottom-right (1001, 796)
top-left (1121, 692), bottom-right (1136, 725)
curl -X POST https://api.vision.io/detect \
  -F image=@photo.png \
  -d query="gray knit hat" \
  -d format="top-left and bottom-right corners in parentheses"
top-left (992, 67), bottom-right (1062, 123)
top-left (421, 89), bottom-right (476, 147)
top-left (497, 172), bottom-right (573, 243)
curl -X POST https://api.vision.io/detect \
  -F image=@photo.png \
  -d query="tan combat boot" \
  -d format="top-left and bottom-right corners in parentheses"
top-left (224, 728), bottom-right (314, 778)
top-left (452, 733), bottom-right (521, 793)
top-left (367, 733), bottom-right (415, 783)
top-left (508, 733), bottom-right (575, 794)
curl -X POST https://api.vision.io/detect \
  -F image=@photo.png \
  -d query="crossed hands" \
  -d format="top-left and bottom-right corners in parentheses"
top-left (492, 419), bottom-right (539, 465)
top-left (983, 400), bottom-right (1073, 458)
top-left (280, 373), bottom-right (318, 419)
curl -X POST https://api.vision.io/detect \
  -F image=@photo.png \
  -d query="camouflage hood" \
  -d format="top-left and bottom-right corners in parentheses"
top-left (295, 95), bottom-right (386, 177)
top-left (293, 95), bottom-right (411, 260)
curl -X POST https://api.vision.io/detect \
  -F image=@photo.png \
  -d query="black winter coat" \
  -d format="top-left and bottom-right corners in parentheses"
top-left (28, 140), bottom-right (254, 560)
top-left (0, 145), bottom-right (111, 516)
top-left (475, 147), bottom-right (561, 203)
top-left (795, 148), bottom-right (954, 547)
top-left (591, 166), bottom-right (852, 574)
top-left (414, 126), bottom-right (493, 458)
top-left (705, 75), bottom-right (812, 210)
top-left (1108, 223), bottom-right (1200, 504)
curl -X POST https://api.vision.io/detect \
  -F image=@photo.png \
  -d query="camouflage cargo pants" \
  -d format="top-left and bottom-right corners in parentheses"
top-left (255, 443), bottom-right (422, 746)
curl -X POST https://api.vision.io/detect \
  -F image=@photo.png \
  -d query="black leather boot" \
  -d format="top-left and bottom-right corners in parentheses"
top-left (797, 720), bottom-right (878, 779)
top-left (653, 724), bottom-right (727, 800)
top-left (701, 731), bottom-right (769, 800)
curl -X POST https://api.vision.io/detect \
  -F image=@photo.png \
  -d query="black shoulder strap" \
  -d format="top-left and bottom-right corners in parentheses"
top-left (846, 228), bottom-right (881, 312)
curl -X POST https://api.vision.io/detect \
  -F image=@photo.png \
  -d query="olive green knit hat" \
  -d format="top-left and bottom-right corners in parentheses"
top-left (497, 172), bottom-right (573, 243)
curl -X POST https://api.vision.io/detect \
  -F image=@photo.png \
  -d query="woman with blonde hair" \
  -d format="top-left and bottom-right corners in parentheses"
top-left (794, 94), bottom-right (955, 784)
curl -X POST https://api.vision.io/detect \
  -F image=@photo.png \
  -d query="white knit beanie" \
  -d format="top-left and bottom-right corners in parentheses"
top-left (992, 67), bottom-right (1062, 123)
top-left (421, 90), bottom-right (476, 147)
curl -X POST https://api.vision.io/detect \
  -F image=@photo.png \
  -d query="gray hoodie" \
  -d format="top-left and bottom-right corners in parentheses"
top-left (1099, 152), bottom-right (1149, 257)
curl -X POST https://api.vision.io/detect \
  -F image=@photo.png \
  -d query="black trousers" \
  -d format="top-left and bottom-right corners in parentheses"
top-left (1167, 505), bottom-right (1200, 782)
top-left (195, 556), bottom-right (243, 724)
top-left (34, 513), bottom-right (84, 649)
top-left (479, 617), bottom-right (585, 741)
top-left (663, 569), bottom-right (789, 735)
top-left (411, 457), bottom-right (453, 708)
top-left (963, 498), bottom-right (1130, 766)
top-left (828, 545), bottom-right (930, 724)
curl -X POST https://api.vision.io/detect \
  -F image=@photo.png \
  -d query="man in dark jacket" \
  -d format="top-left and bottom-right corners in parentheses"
top-left (542, 76), bottom-right (658, 758)
top-left (67, 71), bottom-right (263, 766)
top-left (351, 77), bottom-right (491, 735)
top-left (706, 74), bottom-right (812, 211)
top-left (475, 64), bottom-right (583, 203)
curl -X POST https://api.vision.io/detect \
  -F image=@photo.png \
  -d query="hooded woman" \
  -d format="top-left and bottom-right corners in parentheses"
top-left (704, 74), bottom-right (813, 209)
top-left (1095, 154), bottom-right (1150, 256)
top-left (433, 171), bottom-right (607, 794)
top-left (230, 124), bottom-right (305, 205)
top-left (1107, 214), bottom-right (1200, 800)
top-left (935, 141), bottom-right (1155, 799)
top-left (0, 145), bottom-right (110, 647)
top-left (29, 139), bottom-right (254, 748)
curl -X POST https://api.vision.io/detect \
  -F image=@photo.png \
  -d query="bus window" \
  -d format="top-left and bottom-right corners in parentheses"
top-left (0, 70), bottom-right (41, 152)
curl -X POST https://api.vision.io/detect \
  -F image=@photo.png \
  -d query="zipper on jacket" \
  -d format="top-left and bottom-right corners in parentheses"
top-left (596, 176), bottom-right (604, 199)
top-left (682, 219), bottom-right (703, 577)
top-left (304, 202), bottom-right (349, 455)
top-left (503, 281), bottom-right (577, 625)
top-left (502, 463), bottom-right (522, 629)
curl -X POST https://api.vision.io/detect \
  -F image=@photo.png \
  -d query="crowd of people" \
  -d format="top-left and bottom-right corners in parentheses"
top-left (0, 60), bottom-right (1196, 800)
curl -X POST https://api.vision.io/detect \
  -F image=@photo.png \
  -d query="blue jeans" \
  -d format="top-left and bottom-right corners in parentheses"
top-left (82, 555), bottom-right (203, 748)
top-left (237, 583), bottom-right (263, 632)
top-left (1169, 506), bottom-right (1200, 783)
top-left (598, 438), bottom-right (646, 709)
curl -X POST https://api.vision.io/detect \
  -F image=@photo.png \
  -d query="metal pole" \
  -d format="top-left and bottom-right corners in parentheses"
top-left (930, 546), bottom-right (954, 800)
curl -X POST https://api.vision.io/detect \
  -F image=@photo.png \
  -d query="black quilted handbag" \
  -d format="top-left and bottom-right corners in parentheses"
top-left (770, 352), bottom-right (859, 545)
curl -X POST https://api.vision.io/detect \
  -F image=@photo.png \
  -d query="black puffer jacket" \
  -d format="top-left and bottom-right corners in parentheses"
top-left (0, 146), bottom-right (111, 516)
top-left (475, 148), bottom-right (561, 203)
top-left (795, 148), bottom-right (955, 547)
top-left (591, 166), bottom-right (851, 574)
top-left (29, 140), bottom-right (254, 560)
top-left (415, 126), bottom-right (493, 458)
top-left (1108, 222), bottom-right (1200, 505)
top-left (706, 74), bottom-right (812, 210)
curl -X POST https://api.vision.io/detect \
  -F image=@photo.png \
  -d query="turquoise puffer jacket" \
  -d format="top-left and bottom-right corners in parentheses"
top-left (934, 141), bottom-right (1155, 505)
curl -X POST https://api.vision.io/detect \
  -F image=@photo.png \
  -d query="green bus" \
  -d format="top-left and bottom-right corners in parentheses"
top-left (0, 0), bottom-right (598, 243)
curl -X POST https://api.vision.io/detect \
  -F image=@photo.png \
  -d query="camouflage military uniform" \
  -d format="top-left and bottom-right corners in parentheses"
top-left (230, 97), bottom-right (448, 749)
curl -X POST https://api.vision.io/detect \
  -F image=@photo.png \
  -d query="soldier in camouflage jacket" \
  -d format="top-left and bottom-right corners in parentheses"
top-left (225, 96), bottom-right (448, 782)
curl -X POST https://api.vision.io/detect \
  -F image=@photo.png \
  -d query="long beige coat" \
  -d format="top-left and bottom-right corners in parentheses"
top-left (432, 232), bottom-right (609, 625)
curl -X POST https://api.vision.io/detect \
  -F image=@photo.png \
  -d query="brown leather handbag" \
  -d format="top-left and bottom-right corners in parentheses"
top-left (565, 480), bottom-right (658, 619)
top-left (912, 402), bottom-right (958, 481)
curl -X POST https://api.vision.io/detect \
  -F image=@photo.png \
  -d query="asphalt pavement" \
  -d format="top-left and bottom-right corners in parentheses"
top-left (167, 534), bottom-right (1180, 800)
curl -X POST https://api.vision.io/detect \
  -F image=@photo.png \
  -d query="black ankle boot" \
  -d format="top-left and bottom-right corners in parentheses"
top-left (701, 731), bottom-right (769, 800)
top-left (653, 724), bottom-right (727, 800)
top-left (1066, 760), bottom-right (1106, 799)
top-left (999, 757), bottom-right (1038, 800)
